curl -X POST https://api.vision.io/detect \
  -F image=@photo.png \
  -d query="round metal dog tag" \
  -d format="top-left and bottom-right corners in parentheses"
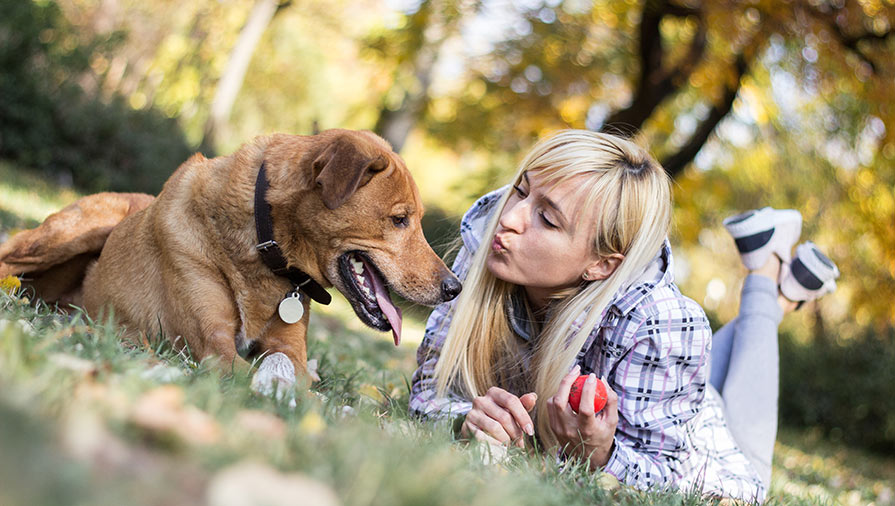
top-left (278, 292), bottom-right (304, 324)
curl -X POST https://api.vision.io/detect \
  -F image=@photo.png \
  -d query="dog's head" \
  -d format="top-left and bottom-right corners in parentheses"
top-left (263, 129), bottom-right (460, 345)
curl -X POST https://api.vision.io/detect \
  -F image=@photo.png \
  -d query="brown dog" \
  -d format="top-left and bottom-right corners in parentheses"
top-left (0, 129), bottom-right (460, 380)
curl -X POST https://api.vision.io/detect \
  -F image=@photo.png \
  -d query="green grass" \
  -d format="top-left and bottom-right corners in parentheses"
top-left (0, 161), bottom-right (80, 231)
top-left (1, 163), bottom-right (893, 506)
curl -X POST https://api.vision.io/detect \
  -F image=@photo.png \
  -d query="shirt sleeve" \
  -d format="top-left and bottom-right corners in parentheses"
top-left (601, 300), bottom-right (712, 490)
top-left (409, 244), bottom-right (474, 419)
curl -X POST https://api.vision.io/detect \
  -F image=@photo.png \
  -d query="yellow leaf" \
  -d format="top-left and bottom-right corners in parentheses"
top-left (298, 410), bottom-right (326, 436)
top-left (0, 275), bottom-right (21, 294)
top-left (358, 383), bottom-right (385, 403)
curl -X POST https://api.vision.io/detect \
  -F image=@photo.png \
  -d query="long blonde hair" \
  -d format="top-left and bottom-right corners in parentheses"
top-left (434, 129), bottom-right (672, 449)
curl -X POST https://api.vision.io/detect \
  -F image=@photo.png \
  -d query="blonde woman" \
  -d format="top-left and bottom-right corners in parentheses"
top-left (409, 130), bottom-right (839, 501)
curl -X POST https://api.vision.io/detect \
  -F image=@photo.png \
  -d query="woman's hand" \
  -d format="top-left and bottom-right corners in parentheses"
top-left (460, 387), bottom-right (538, 448)
top-left (546, 366), bottom-right (619, 469)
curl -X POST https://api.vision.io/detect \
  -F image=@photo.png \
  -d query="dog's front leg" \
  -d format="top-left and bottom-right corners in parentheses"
top-left (250, 307), bottom-right (312, 404)
top-left (202, 329), bottom-right (253, 377)
top-left (186, 300), bottom-right (251, 376)
top-left (258, 317), bottom-right (310, 373)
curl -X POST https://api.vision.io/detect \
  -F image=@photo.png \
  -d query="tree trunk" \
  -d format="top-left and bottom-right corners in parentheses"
top-left (373, 43), bottom-right (438, 152)
top-left (200, 0), bottom-right (280, 155)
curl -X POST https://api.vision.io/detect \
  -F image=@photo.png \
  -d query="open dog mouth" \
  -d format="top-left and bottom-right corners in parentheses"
top-left (338, 251), bottom-right (403, 345)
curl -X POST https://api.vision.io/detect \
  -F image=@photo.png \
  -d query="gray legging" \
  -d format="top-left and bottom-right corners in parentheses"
top-left (708, 274), bottom-right (783, 490)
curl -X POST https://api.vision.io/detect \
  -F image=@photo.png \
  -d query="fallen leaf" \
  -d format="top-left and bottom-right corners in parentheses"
top-left (206, 460), bottom-right (340, 506)
top-left (59, 405), bottom-right (130, 466)
top-left (73, 381), bottom-right (130, 419)
top-left (140, 363), bottom-right (185, 382)
top-left (357, 383), bottom-right (385, 403)
top-left (233, 410), bottom-right (286, 440)
top-left (596, 471), bottom-right (620, 490)
top-left (131, 385), bottom-right (220, 445)
top-left (297, 410), bottom-right (326, 436)
top-left (48, 353), bottom-right (97, 377)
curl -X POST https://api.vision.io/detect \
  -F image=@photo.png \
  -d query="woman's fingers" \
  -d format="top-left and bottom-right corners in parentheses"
top-left (475, 394), bottom-right (524, 441)
top-left (488, 387), bottom-right (534, 436)
top-left (553, 364), bottom-right (580, 413)
top-left (576, 373), bottom-right (598, 420)
top-left (465, 420), bottom-right (504, 447)
top-left (545, 393), bottom-right (563, 435)
top-left (519, 392), bottom-right (538, 412)
top-left (465, 408), bottom-right (513, 444)
top-left (598, 377), bottom-right (620, 427)
top-left (547, 366), bottom-right (583, 440)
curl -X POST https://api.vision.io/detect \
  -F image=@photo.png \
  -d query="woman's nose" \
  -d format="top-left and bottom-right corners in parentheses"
top-left (499, 198), bottom-right (529, 233)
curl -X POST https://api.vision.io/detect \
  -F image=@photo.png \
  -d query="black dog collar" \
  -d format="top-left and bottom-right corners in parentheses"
top-left (254, 162), bottom-right (332, 305)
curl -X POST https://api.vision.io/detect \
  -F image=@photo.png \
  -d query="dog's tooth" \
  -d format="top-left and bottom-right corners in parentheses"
top-left (351, 258), bottom-right (364, 274)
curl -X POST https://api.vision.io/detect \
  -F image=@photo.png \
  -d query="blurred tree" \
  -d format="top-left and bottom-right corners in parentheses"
top-left (200, 0), bottom-right (292, 155)
top-left (364, 0), bottom-right (474, 151)
top-left (53, 0), bottom-right (385, 150)
top-left (0, 0), bottom-right (191, 193)
top-left (673, 42), bottom-right (895, 331)
top-left (54, 0), bottom-right (253, 140)
top-left (423, 0), bottom-right (894, 179)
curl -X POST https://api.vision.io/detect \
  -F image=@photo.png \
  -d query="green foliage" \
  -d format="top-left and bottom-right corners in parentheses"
top-left (0, 0), bottom-right (192, 194)
top-left (780, 329), bottom-right (895, 455)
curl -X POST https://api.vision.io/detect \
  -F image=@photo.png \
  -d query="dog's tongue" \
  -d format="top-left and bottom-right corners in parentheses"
top-left (364, 259), bottom-right (402, 346)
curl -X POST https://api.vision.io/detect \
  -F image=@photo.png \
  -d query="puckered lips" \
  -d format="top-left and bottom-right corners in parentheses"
top-left (338, 251), bottom-right (403, 345)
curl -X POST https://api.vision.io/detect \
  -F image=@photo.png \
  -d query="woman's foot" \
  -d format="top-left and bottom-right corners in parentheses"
top-left (779, 241), bottom-right (840, 307)
top-left (751, 251), bottom-right (782, 281)
top-left (777, 294), bottom-right (800, 314)
top-left (749, 252), bottom-right (800, 314)
top-left (723, 207), bottom-right (802, 269)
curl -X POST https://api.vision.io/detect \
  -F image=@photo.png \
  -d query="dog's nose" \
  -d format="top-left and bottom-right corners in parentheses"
top-left (441, 276), bottom-right (462, 302)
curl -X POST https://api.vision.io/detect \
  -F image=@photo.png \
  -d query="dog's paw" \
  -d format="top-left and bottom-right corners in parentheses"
top-left (251, 352), bottom-right (297, 408)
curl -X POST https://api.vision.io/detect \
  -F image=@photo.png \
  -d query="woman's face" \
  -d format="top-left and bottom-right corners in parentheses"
top-left (486, 170), bottom-right (600, 308)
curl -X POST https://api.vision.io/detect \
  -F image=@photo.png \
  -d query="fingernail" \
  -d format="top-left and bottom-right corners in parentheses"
top-left (586, 374), bottom-right (596, 384)
top-left (524, 423), bottom-right (534, 436)
top-left (572, 365), bottom-right (581, 374)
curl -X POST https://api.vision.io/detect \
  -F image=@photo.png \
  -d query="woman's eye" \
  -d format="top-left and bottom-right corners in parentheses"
top-left (392, 216), bottom-right (409, 228)
top-left (513, 185), bottom-right (527, 198)
top-left (539, 211), bottom-right (558, 229)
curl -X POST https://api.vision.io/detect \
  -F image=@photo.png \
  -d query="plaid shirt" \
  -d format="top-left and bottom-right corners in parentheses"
top-left (410, 187), bottom-right (766, 501)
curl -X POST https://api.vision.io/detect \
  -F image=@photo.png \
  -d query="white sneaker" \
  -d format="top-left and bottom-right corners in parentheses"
top-left (723, 207), bottom-right (802, 270)
top-left (780, 242), bottom-right (840, 303)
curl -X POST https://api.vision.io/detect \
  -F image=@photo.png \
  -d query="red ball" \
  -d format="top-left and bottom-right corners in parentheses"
top-left (568, 375), bottom-right (608, 413)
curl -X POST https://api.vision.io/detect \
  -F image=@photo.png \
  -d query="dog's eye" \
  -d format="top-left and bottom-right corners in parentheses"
top-left (391, 216), bottom-right (409, 228)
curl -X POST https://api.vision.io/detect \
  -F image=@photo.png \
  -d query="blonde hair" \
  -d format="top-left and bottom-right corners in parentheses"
top-left (434, 129), bottom-right (672, 450)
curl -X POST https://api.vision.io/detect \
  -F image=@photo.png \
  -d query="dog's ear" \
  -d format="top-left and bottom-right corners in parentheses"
top-left (313, 138), bottom-right (388, 210)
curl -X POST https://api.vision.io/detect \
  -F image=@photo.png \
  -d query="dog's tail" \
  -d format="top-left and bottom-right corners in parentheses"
top-left (0, 192), bottom-right (154, 308)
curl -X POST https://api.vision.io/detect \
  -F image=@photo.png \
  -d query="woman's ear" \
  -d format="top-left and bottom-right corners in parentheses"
top-left (583, 254), bottom-right (625, 281)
